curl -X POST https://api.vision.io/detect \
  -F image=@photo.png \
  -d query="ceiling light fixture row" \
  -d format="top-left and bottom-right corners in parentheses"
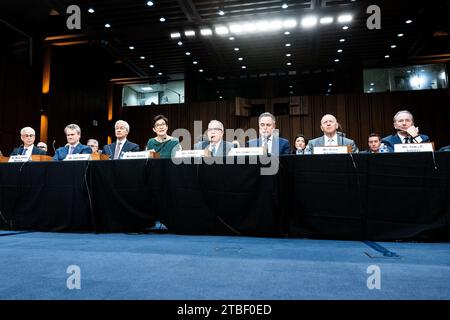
top-left (169, 14), bottom-right (353, 39)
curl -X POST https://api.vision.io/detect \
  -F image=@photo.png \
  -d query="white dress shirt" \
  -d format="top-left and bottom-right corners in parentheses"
top-left (324, 134), bottom-right (339, 146)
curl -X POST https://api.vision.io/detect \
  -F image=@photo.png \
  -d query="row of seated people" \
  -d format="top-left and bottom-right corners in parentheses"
top-left (2, 111), bottom-right (450, 160)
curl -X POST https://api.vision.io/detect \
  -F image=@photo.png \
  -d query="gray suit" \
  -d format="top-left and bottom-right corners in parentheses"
top-left (306, 135), bottom-right (359, 154)
top-left (194, 140), bottom-right (234, 156)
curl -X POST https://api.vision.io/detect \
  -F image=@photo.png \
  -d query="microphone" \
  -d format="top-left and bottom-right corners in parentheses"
top-left (52, 140), bottom-right (56, 154)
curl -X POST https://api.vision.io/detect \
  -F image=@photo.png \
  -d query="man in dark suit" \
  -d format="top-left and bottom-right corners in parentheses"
top-left (102, 120), bottom-right (140, 159)
top-left (10, 127), bottom-right (47, 156)
top-left (306, 114), bottom-right (358, 153)
top-left (360, 133), bottom-right (384, 154)
top-left (194, 120), bottom-right (233, 156)
top-left (247, 112), bottom-right (291, 155)
top-left (381, 110), bottom-right (430, 152)
top-left (53, 124), bottom-right (92, 161)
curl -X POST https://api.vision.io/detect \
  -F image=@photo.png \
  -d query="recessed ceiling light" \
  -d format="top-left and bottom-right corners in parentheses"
top-left (320, 17), bottom-right (334, 24)
top-left (286, 53), bottom-right (291, 57)
top-left (398, 33), bottom-right (404, 37)
top-left (329, 83), bottom-right (333, 86)
top-left (238, 57), bottom-right (243, 61)
top-left (385, 55), bottom-right (390, 58)
top-left (282, 4), bottom-right (288, 9)
top-left (219, 96), bottom-right (223, 99)
top-left (185, 52), bottom-right (191, 56)
top-left (158, 72), bottom-right (163, 75)
top-left (234, 48), bottom-right (239, 51)
top-left (88, 8), bottom-right (95, 13)
top-left (290, 91), bottom-right (293, 94)
top-left (199, 69), bottom-right (204, 72)
top-left (301, 16), bottom-right (318, 28)
top-left (289, 85), bottom-right (293, 88)
top-left (391, 45), bottom-right (397, 48)
top-left (140, 56), bottom-right (145, 60)
top-left (334, 59), bottom-right (340, 62)
top-left (285, 43), bottom-right (291, 47)
top-left (284, 31), bottom-right (290, 35)
top-left (142, 87), bottom-right (153, 91)
top-left (147, 1), bottom-right (154, 6)
top-left (200, 28), bottom-right (213, 36)
top-left (342, 26), bottom-right (349, 30)
top-left (242, 66), bottom-right (247, 69)
top-left (218, 10), bottom-right (225, 16)
top-left (149, 64), bottom-right (154, 68)
top-left (104, 23), bottom-right (111, 28)
top-left (229, 37), bottom-right (235, 40)
top-left (338, 15), bottom-right (353, 23)
top-left (185, 30), bottom-right (196, 37)
top-left (193, 61), bottom-right (198, 64)
top-left (370, 83), bottom-right (375, 86)
top-left (337, 49), bottom-right (343, 53)
top-left (160, 17), bottom-right (166, 22)
top-left (287, 62), bottom-right (292, 66)
top-left (340, 38), bottom-right (346, 42)
top-left (129, 46), bottom-right (135, 50)
top-left (177, 41), bottom-right (183, 46)
top-left (406, 20), bottom-right (413, 24)
top-left (170, 32), bottom-right (181, 38)
top-left (215, 26), bottom-right (229, 35)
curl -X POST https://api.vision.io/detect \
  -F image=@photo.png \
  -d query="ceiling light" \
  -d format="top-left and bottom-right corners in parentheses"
top-left (229, 24), bottom-right (244, 34)
top-left (320, 17), bottom-right (334, 24)
top-left (199, 69), bottom-right (204, 72)
top-left (170, 32), bottom-right (181, 38)
top-left (215, 26), bottom-right (229, 35)
top-left (158, 72), bottom-right (163, 76)
top-left (284, 31), bottom-right (290, 35)
top-left (142, 87), bottom-right (153, 91)
top-left (329, 83), bottom-right (333, 86)
top-left (218, 10), bottom-right (225, 16)
top-left (242, 66), bottom-right (247, 69)
top-left (200, 28), bottom-right (213, 36)
top-left (242, 23), bottom-right (256, 33)
top-left (234, 48), bottom-right (239, 51)
top-left (185, 30), bottom-right (196, 37)
top-left (440, 72), bottom-right (446, 80)
top-left (398, 33), bottom-right (404, 37)
top-left (337, 49), bottom-right (343, 53)
top-left (149, 64), bottom-right (154, 68)
top-left (283, 19), bottom-right (297, 29)
top-left (219, 96), bottom-right (223, 99)
top-left (342, 26), bottom-right (349, 30)
top-left (385, 55), bottom-right (390, 58)
top-left (147, 1), bottom-right (154, 6)
top-left (370, 83), bottom-right (375, 86)
top-left (160, 17), bottom-right (166, 22)
top-left (129, 46), bottom-right (135, 50)
top-left (406, 20), bottom-right (413, 24)
top-left (238, 57), bottom-right (243, 61)
top-left (301, 16), bottom-right (318, 28)
top-left (282, 3), bottom-right (288, 9)
top-left (140, 56), bottom-right (145, 60)
top-left (88, 8), bottom-right (95, 13)
top-left (185, 52), bottom-right (191, 56)
top-left (334, 59), bottom-right (340, 62)
top-left (286, 53), bottom-right (291, 57)
top-left (391, 45), bottom-right (397, 48)
top-left (193, 61), bottom-right (198, 65)
top-left (340, 38), bottom-right (346, 42)
top-left (177, 41), bottom-right (183, 46)
top-left (285, 43), bottom-right (291, 47)
top-left (104, 23), bottom-right (111, 28)
top-left (287, 62), bottom-right (292, 66)
top-left (338, 15), bottom-right (353, 23)
top-left (229, 37), bottom-right (235, 40)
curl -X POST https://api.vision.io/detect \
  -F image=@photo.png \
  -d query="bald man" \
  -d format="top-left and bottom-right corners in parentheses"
top-left (306, 114), bottom-right (358, 154)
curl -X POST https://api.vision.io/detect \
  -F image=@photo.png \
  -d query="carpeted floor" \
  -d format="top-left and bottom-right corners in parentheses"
top-left (0, 231), bottom-right (449, 300)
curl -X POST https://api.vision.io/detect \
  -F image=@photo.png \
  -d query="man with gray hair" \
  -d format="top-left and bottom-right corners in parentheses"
top-left (102, 120), bottom-right (140, 159)
top-left (381, 110), bottom-right (430, 152)
top-left (11, 127), bottom-right (47, 156)
top-left (194, 120), bottom-right (234, 156)
top-left (87, 139), bottom-right (99, 153)
top-left (247, 112), bottom-right (291, 155)
top-left (53, 124), bottom-right (92, 161)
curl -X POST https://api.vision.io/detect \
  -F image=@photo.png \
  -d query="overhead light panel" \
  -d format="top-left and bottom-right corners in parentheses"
top-left (301, 16), bottom-right (318, 28)
top-left (170, 32), bottom-right (181, 38)
top-left (320, 17), bottom-right (334, 24)
top-left (185, 30), bottom-right (196, 37)
top-left (200, 28), bottom-right (213, 36)
top-left (337, 15), bottom-right (353, 23)
top-left (215, 26), bottom-right (229, 35)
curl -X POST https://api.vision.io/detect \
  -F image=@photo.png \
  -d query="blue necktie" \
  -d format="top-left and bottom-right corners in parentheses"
top-left (21, 148), bottom-right (27, 155)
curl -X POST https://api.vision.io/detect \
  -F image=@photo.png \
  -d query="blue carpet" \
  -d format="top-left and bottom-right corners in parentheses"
top-left (0, 232), bottom-right (449, 299)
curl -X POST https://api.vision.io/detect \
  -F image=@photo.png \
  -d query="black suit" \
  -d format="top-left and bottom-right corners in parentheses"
top-left (102, 140), bottom-right (140, 159)
top-left (11, 145), bottom-right (46, 156)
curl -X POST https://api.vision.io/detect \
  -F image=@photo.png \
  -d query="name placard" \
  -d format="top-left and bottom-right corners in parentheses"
top-left (228, 147), bottom-right (264, 156)
top-left (394, 143), bottom-right (434, 153)
top-left (122, 151), bottom-right (154, 159)
top-left (8, 155), bottom-right (31, 163)
top-left (313, 146), bottom-right (350, 154)
top-left (174, 150), bottom-right (207, 158)
top-left (64, 154), bottom-right (92, 161)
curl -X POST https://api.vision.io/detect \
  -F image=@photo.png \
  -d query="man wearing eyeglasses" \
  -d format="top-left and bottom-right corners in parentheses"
top-left (194, 120), bottom-right (233, 156)
top-left (10, 127), bottom-right (47, 156)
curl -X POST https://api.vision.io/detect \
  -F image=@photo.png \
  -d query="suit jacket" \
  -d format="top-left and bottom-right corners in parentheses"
top-left (102, 140), bottom-right (140, 159)
top-left (53, 143), bottom-right (92, 161)
top-left (381, 134), bottom-right (430, 153)
top-left (439, 145), bottom-right (450, 152)
top-left (306, 135), bottom-right (359, 154)
top-left (194, 140), bottom-right (234, 156)
top-left (11, 145), bottom-right (46, 156)
top-left (247, 136), bottom-right (291, 155)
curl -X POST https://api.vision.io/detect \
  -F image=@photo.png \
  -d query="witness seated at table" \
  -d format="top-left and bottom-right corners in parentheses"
top-left (36, 142), bottom-right (48, 153)
top-left (293, 134), bottom-right (309, 155)
top-left (87, 139), bottom-right (100, 153)
top-left (381, 110), bottom-right (430, 153)
top-left (146, 115), bottom-right (181, 158)
top-left (360, 133), bottom-right (386, 153)
top-left (103, 120), bottom-right (140, 159)
top-left (11, 127), bottom-right (47, 156)
top-left (194, 120), bottom-right (233, 156)
top-left (306, 114), bottom-right (358, 154)
top-left (247, 112), bottom-right (291, 155)
top-left (53, 124), bottom-right (92, 161)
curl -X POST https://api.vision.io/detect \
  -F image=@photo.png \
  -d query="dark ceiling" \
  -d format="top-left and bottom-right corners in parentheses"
top-left (1, 0), bottom-right (449, 81)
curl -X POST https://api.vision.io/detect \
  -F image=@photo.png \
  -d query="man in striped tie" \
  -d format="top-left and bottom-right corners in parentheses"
top-left (52, 124), bottom-right (92, 161)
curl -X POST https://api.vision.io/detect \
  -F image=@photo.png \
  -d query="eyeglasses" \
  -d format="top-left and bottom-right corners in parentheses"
top-left (21, 134), bottom-right (35, 138)
top-left (154, 123), bottom-right (167, 128)
top-left (88, 145), bottom-right (97, 148)
top-left (208, 127), bottom-right (223, 132)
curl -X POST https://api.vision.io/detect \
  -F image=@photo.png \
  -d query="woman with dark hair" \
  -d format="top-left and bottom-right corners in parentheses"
top-left (146, 115), bottom-right (181, 158)
top-left (293, 134), bottom-right (309, 155)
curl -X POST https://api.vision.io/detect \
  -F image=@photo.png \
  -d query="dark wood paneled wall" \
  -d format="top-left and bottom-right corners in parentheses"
top-left (117, 89), bottom-right (450, 152)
